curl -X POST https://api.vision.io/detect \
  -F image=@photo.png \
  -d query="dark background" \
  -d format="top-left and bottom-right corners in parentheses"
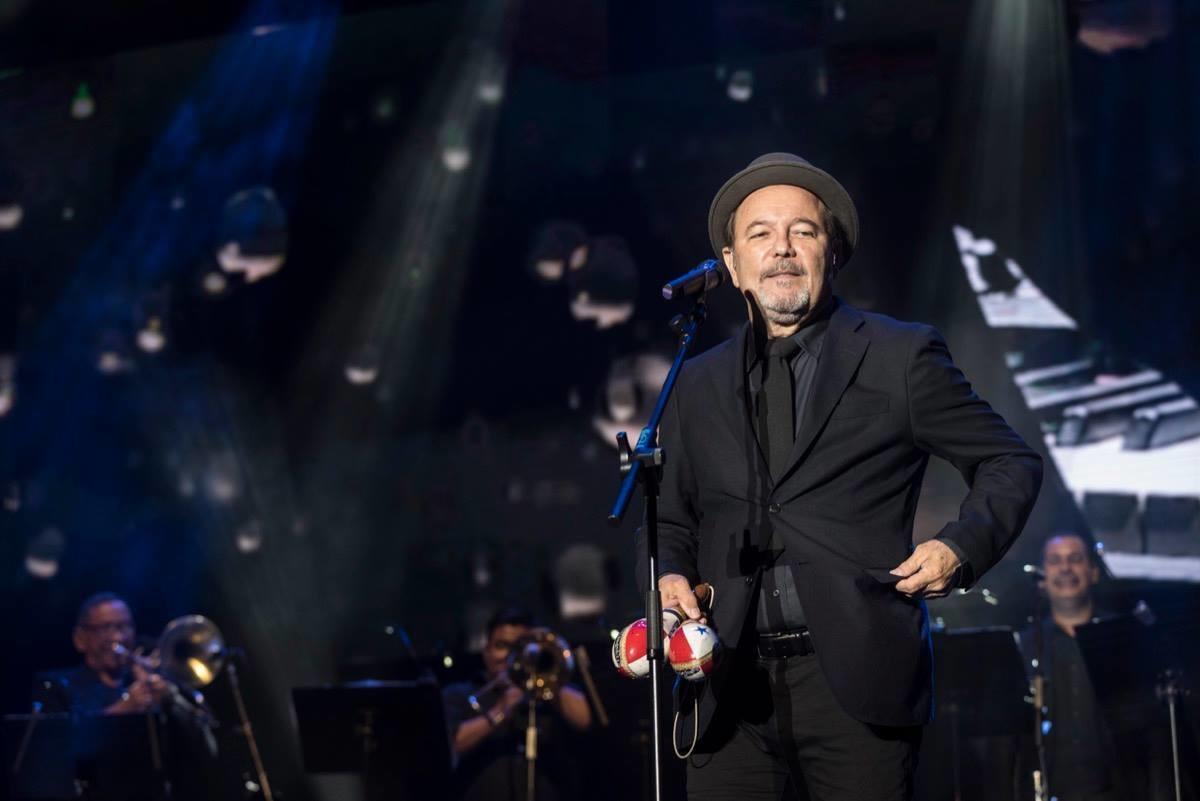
top-left (0, 0), bottom-right (1197, 798)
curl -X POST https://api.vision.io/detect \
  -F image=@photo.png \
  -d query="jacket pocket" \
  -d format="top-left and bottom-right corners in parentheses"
top-left (830, 391), bottom-right (889, 419)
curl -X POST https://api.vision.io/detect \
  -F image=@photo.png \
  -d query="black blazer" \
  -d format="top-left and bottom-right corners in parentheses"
top-left (636, 299), bottom-right (1042, 734)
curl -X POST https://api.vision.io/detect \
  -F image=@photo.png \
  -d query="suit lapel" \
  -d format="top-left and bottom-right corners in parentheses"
top-left (777, 301), bottom-right (868, 484)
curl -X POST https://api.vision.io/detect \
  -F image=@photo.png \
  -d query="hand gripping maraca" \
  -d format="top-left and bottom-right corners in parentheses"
top-left (612, 583), bottom-right (719, 681)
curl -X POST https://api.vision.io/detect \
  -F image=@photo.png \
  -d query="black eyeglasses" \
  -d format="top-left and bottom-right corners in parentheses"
top-left (80, 621), bottom-right (134, 635)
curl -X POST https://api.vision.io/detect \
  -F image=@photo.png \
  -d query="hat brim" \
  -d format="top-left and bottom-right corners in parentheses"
top-left (707, 158), bottom-right (859, 264)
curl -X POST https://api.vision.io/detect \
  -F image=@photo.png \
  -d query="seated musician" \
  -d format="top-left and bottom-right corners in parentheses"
top-left (1019, 533), bottom-right (1174, 801)
top-left (442, 607), bottom-right (593, 801)
top-left (32, 592), bottom-right (169, 715)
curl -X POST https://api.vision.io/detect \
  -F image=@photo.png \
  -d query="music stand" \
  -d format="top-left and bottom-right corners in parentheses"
top-left (932, 627), bottom-right (1033, 800)
top-left (5, 714), bottom-right (76, 800)
top-left (1075, 612), bottom-right (1200, 801)
top-left (292, 679), bottom-right (452, 801)
top-left (4, 713), bottom-right (167, 801)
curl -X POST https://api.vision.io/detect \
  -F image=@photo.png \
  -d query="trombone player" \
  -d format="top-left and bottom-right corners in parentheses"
top-left (32, 592), bottom-right (169, 715)
top-left (442, 607), bottom-right (593, 801)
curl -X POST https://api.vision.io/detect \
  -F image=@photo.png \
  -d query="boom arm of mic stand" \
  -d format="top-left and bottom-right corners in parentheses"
top-left (606, 297), bottom-right (707, 801)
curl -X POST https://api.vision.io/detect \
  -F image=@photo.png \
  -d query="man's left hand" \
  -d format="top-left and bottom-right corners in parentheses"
top-left (890, 540), bottom-right (961, 599)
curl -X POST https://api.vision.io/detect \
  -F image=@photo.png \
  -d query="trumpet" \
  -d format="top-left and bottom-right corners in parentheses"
top-left (475, 627), bottom-right (576, 703)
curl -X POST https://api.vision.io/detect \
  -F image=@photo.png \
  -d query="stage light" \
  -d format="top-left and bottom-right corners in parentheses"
top-left (833, 1), bottom-right (846, 22)
top-left (252, 24), bottom-right (286, 37)
top-left (566, 236), bottom-right (637, 330)
top-left (727, 70), bottom-right (753, 102)
top-left (216, 187), bottom-right (288, 283)
top-left (71, 83), bottom-right (95, 119)
top-left (3, 483), bottom-right (19, 512)
top-left (136, 316), bottom-right (167, 353)
top-left (442, 145), bottom-right (471, 172)
top-left (477, 79), bottom-right (504, 105)
top-left (25, 527), bottom-right (65, 580)
top-left (372, 93), bottom-right (397, 122)
top-left (0, 203), bottom-right (23, 230)
top-left (170, 194), bottom-right (186, 211)
top-left (593, 352), bottom-right (671, 447)
top-left (96, 331), bottom-right (134, 375)
top-left (528, 221), bottom-right (589, 283)
top-left (0, 353), bottom-right (14, 417)
top-left (235, 520), bottom-right (263, 553)
top-left (344, 344), bottom-right (380, 385)
top-left (202, 272), bottom-right (227, 295)
top-left (205, 455), bottom-right (241, 503)
top-left (62, 206), bottom-right (75, 221)
top-left (442, 655), bottom-right (454, 668)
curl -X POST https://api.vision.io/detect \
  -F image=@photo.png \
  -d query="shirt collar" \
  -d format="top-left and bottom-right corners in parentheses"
top-left (745, 298), bottom-right (834, 374)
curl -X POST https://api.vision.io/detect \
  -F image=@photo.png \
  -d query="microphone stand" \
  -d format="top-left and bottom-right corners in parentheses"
top-left (608, 295), bottom-right (709, 801)
top-left (1030, 582), bottom-right (1049, 801)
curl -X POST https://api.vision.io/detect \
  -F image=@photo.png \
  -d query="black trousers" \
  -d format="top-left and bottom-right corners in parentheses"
top-left (687, 649), bottom-right (922, 801)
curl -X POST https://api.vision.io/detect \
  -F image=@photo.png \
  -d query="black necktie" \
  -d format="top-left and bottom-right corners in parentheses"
top-left (760, 337), bottom-right (800, 478)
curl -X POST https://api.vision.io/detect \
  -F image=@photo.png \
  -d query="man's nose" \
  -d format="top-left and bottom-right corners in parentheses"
top-left (772, 233), bottom-right (795, 256)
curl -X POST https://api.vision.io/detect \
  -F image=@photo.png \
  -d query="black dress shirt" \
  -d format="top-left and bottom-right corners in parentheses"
top-left (745, 312), bottom-right (830, 633)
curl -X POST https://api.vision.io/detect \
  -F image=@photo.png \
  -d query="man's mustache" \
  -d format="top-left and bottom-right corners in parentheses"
top-left (761, 261), bottom-right (806, 279)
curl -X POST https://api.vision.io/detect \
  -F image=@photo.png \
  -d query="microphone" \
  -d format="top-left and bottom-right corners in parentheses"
top-left (662, 259), bottom-right (725, 300)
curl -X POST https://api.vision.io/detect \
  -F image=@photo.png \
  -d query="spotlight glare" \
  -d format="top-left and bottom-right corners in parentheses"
top-left (136, 317), bottom-right (167, 353)
top-left (25, 527), bottom-right (65, 580)
top-left (535, 259), bottom-right (565, 281)
top-left (218, 243), bottom-right (286, 282)
top-left (442, 655), bottom-right (454, 668)
top-left (344, 364), bottom-right (379, 385)
top-left (477, 79), bottom-right (504, 104)
top-left (727, 70), bottom-right (753, 102)
top-left (235, 521), bottom-right (263, 553)
top-left (0, 204), bottom-right (23, 230)
top-left (442, 146), bottom-right (471, 172)
top-left (202, 272), bottom-right (228, 295)
top-left (71, 83), bottom-right (95, 119)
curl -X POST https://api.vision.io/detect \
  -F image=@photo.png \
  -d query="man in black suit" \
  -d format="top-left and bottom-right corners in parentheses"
top-left (636, 153), bottom-right (1043, 800)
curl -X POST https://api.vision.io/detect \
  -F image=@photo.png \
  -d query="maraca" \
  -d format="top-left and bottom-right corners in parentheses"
top-left (612, 608), bottom-right (685, 679)
top-left (667, 619), bottom-right (721, 681)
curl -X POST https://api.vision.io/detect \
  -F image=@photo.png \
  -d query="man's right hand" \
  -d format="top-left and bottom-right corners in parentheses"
top-left (658, 573), bottom-right (705, 622)
top-left (114, 680), bottom-right (156, 714)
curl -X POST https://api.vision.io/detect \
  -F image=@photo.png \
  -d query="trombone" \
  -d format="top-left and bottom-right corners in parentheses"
top-left (118, 615), bottom-right (274, 801)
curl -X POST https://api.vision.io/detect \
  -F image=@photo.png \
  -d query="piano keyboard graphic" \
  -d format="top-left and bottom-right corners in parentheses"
top-left (954, 226), bottom-right (1200, 581)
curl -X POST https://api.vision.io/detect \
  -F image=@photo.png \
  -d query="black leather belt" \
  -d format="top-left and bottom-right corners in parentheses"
top-left (756, 628), bottom-right (814, 659)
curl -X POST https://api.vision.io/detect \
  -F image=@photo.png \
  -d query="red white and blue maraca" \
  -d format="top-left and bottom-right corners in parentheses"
top-left (612, 608), bottom-right (685, 679)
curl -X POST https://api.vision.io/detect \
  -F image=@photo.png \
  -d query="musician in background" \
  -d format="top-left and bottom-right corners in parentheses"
top-left (442, 607), bottom-right (593, 801)
top-left (32, 592), bottom-right (169, 715)
top-left (1019, 533), bottom-right (1173, 801)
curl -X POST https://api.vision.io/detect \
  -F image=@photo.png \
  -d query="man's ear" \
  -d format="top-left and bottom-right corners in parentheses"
top-left (722, 247), bottom-right (740, 289)
top-left (72, 627), bottom-right (86, 655)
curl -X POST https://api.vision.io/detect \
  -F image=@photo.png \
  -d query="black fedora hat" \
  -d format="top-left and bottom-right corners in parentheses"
top-left (707, 152), bottom-right (859, 264)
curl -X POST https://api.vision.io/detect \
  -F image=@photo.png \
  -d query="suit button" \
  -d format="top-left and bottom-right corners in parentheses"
top-left (744, 576), bottom-right (753, 585)
top-left (768, 503), bottom-right (782, 514)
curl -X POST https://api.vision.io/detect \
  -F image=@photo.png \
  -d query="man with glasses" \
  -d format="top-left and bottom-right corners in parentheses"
top-left (32, 592), bottom-right (168, 715)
